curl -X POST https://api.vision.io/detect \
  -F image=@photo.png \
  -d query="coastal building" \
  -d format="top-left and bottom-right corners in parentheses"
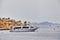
top-left (0, 17), bottom-right (23, 30)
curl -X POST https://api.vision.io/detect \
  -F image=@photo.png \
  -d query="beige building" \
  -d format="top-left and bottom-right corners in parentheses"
top-left (0, 18), bottom-right (23, 30)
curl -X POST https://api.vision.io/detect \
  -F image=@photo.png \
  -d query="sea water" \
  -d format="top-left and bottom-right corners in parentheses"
top-left (0, 28), bottom-right (60, 40)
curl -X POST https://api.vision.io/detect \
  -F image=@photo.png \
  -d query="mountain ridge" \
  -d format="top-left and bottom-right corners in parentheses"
top-left (31, 21), bottom-right (60, 26)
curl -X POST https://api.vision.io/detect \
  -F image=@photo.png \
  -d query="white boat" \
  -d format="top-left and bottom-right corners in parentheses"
top-left (10, 25), bottom-right (38, 32)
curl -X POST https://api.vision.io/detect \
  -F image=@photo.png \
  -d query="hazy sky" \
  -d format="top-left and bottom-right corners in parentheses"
top-left (0, 0), bottom-right (60, 23)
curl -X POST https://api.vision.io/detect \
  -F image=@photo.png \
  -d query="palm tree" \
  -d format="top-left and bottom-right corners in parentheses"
top-left (0, 18), bottom-right (1, 20)
top-left (24, 21), bottom-right (27, 25)
top-left (18, 20), bottom-right (21, 22)
top-left (7, 17), bottom-right (10, 19)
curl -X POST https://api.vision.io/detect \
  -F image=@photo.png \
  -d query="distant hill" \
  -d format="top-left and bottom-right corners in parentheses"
top-left (31, 21), bottom-right (60, 26)
top-left (38, 21), bottom-right (54, 25)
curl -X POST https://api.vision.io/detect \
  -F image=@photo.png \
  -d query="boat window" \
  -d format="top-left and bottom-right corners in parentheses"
top-left (30, 26), bottom-right (34, 28)
top-left (14, 27), bottom-right (21, 29)
top-left (23, 27), bottom-right (29, 28)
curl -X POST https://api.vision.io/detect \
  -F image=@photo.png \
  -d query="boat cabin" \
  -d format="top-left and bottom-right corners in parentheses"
top-left (12, 26), bottom-right (34, 30)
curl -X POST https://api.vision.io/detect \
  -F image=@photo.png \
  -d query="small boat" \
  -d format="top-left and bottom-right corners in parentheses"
top-left (10, 25), bottom-right (38, 32)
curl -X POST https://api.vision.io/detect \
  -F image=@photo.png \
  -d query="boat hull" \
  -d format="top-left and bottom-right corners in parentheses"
top-left (10, 28), bottom-right (38, 32)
